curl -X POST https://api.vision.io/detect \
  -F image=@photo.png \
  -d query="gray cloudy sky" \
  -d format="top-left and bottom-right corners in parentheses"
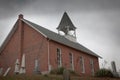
top-left (0, 0), bottom-right (120, 71)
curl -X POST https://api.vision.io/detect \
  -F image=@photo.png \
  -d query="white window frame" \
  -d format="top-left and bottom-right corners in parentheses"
top-left (69, 53), bottom-right (74, 71)
top-left (57, 48), bottom-right (62, 67)
top-left (34, 59), bottom-right (39, 72)
top-left (90, 59), bottom-right (94, 75)
top-left (80, 56), bottom-right (85, 73)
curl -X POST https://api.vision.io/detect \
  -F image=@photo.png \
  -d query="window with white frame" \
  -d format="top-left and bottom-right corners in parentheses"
top-left (57, 48), bottom-right (62, 67)
top-left (69, 53), bottom-right (74, 70)
top-left (80, 56), bottom-right (85, 73)
top-left (90, 59), bottom-right (94, 75)
top-left (34, 59), bottom-right (39, 73)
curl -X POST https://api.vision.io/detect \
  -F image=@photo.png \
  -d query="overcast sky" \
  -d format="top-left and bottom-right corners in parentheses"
top-left (0, 0), bottom-right (120, 71)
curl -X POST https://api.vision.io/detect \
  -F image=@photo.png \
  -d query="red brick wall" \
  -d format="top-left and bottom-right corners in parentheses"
top-left (22, 22), bottom-right (48, 74)
top-left (0, 19), bottom-right (99, 76)
top-left (0, 20), bottom-right (22, 75)
top-left (49, 40), bottom-right (99, 76)
top-left (0, 19), bottom-right (48, 75)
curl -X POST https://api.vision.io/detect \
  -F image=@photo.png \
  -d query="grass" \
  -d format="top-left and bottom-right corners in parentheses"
top-left (0, 75), bottom-right (120, 80)
top-left (0, 75), bottom-right (62, 80)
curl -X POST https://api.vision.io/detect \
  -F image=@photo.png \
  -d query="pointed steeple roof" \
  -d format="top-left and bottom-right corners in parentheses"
top-left (57, 12), bottom-right (76, 34)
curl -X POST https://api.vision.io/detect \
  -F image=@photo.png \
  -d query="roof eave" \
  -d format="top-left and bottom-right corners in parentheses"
top-left (49, 38), bottom-right (101, 58)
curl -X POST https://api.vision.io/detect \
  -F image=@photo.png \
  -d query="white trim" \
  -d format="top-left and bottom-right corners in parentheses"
top-left (0, 68), bottom-right (3, 75)
top-left (22, 19), bottom-right (47, 38)
top-left (14, 59), bottom-right (20, 73)
top-left (3, 67), bottom-right (11, 76)
top-left (19, 54), bottom-right (26, 74)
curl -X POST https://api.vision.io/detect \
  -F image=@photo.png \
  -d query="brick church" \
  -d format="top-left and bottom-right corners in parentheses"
top-left (0, 12), bottom-right (100, 76)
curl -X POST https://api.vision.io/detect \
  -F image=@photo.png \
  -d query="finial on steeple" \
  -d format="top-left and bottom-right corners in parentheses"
top-left (18, 14), bottom-right (24, 19)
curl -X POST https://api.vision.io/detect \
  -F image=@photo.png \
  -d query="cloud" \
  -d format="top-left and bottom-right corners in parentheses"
top-left (0, 0), bottom-right (120, 70)
top-left (1, 0), bottom-right (120, 19)
top-left (0, 0), bottom-right (33, 19)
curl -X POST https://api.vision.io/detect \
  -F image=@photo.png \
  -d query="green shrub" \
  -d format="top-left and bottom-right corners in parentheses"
top-left (95, 68), bottom-right (113, 77)
top-left (57, 67), bottom-right (65, 74)
top-left (69, 70), bottom-right (76, 74)
top-left (50, 67), bottom-right (65, 75)
top-left (50, 69), bottom-right (57, 74)
top-left (43, 74), bottom-right (48, 77)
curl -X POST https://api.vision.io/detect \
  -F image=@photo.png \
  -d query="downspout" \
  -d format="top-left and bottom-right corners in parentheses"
top-left (47, 38), bottom-right (51, 72)
top-left (18, 14), bottom-right (26, 74)
top-left (18, 14), bottom-right (24, 63)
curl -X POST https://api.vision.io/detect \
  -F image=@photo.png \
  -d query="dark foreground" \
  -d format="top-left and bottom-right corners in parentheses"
top-left (0, 75), bottom-right (120, 80)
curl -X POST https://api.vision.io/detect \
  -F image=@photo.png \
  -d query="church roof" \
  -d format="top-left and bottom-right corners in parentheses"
top-left (22, 19), bottom-right (101, 58)
top-left (0, 14), bottom-right (101, 58)
top-left (57, 12), bottom-right (76, 34)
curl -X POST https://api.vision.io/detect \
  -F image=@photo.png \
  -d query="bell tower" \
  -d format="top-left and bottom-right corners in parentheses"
top-left (57, 12), bottom-right (77, 42)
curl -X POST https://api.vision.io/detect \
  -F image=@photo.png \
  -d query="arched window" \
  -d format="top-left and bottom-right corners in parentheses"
top-left (69, 53), bottom-right (74, 70)
top-left (80, 56), bottom-right (85, 73)
top-left (90, 59), bottom-right (94, 75)
top-left (57, 48), bottom-right (62, 67)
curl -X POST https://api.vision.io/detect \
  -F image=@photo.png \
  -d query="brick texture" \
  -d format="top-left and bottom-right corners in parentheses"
top-left (0, 18), bottom-right (99, 76)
